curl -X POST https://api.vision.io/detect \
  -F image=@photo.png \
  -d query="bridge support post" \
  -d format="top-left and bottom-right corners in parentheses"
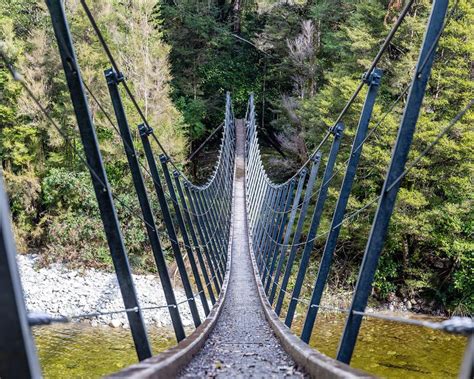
top-left (159, 157), bottom-right (210, 316)
top-left (45, 0), bottom-right (152, 360)
top-left (285, 122), bottom-right (345, 328)
top-left (275, 153), bottom-right (321, 316)
top-left (264, 179), bottom-right (296, 292)
top-left (104, 68), bottom-right (190, 337)
top-left (186, 185), bottom-right (223, 287)
top-left (460, 336), bottom-right (473, 379)
top-left (336, 0), bottom-right (449, 364)
top-left (300, 68), bottom-right (383, 343)
top-left (259, 186), bottom-right (289, 277)
top-left (173, 172), bottom-right (217, 305)
top-left (268, 170), bottom-right (307, 304)
top-left (0, 174), bottom-right (41, 379)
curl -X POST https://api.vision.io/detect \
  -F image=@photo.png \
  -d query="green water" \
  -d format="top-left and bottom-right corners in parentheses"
top-left (293, 313), bottom-right (467, 378)
top-left (33, 324), bottom-right (177, 378)
top-left (34, 314), bottom-right (467, 378)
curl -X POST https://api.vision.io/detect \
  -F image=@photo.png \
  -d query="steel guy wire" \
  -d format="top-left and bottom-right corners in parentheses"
top-left (386, 98), bottom-right (474, 192)
top-left (351, 312), bottom-right (474, 335)
top-left (259, 258), bottom-right (474, 336)
top-left (350, 0), bottom-right (460, 157)
top-left (0, 54), bottom-right (109, 198)
top-left (340, 98), bottom-right (472, 208)
top-left (79, 0), bottom-right (181, 171)
top-left (28, 271), bottom-right (222, 326)
top-left (247, 6), bottom-right (459, 219)
top-left (83, 80), bottom-right (230, 218)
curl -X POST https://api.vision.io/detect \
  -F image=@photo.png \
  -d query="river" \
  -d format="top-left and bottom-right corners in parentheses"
top-left (33, 313), bottom-right (466, 378)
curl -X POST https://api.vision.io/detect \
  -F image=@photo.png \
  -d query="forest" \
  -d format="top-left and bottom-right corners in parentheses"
top-left (1, 0), bottom-right (473, 315)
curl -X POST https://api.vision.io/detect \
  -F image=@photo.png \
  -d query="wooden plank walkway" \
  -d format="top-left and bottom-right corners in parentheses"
top-left (179, 120), bottom-right (305, 378)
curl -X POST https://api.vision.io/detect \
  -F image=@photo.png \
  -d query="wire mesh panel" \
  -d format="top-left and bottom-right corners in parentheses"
top-left (244, 0), bottom-right (473, 376)
top-left (0, 1), bottom-right (236, 376)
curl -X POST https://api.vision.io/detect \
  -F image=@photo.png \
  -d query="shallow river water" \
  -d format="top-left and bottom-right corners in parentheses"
top-left (33, 313), bottom-right (466, 378)
top-left (292, 313), bottom-right (466, 378)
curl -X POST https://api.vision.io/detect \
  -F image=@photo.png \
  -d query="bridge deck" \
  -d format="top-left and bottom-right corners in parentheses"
top-left (179, 120), bottom-right (304, 378)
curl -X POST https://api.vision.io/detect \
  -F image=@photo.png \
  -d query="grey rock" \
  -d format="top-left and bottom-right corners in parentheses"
top-left (17, 254), bottom-right (201, 328)
top-left (109, 319), bottom-right (122, 328)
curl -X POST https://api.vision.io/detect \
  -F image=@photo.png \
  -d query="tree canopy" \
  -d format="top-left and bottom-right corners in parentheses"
top-left (1, 0), bottom-right (472, 314)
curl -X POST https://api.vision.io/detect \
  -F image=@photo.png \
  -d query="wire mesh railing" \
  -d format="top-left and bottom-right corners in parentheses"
top-left (1, 0), bottom-right (473, 378)
top-left (0, 1), bottom-right (235, 376)
top-left (244, 0), bottom-right (473, 376)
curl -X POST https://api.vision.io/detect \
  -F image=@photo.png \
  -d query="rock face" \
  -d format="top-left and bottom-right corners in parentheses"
top-left (17, 254), bottom-right (207, 328)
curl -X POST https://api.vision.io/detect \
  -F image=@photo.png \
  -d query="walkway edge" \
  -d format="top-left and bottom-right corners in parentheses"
top-left (108, 250), bottom-right (232, 378)
top-left (107, 152), bottom-right (237, 379)
top-left (247, 224), bottom-right (375, 378)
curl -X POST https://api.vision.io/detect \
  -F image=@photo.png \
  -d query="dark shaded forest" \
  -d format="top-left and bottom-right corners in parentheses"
top-left (1, 0), bottom-right (473, 314)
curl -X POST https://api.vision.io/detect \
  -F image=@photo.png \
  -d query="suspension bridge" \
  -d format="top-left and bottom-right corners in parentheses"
top-left (1, 0), bottom-right (473, 378)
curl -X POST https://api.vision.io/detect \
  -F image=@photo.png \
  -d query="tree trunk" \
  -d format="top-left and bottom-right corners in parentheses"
top-left (233, 0), bottom-right (241, 33)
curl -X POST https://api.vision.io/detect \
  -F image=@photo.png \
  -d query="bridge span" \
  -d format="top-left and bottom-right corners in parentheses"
top-left (109, 120), bottom-right (369, 378)
top-left (179, 119), bottom-right (304, 377)
top-left (0, 0), bottom-right (472, 378)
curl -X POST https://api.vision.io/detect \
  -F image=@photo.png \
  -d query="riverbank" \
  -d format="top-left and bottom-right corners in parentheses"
top-left (317, 287), bottom-right (445, 316)
top-left (18, 254), bottom-right (206, 328)
top-left (18, 253), bottom-right (443, 331)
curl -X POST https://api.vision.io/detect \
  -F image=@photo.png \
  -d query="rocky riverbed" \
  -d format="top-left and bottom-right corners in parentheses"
top-left (18, 254), bottom-right (206, 328)
top-left (17, 253), bottom-right (440, 332)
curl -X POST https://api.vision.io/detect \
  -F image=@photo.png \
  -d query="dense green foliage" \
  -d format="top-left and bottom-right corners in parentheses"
top-left (160, 0), bottom-right (473, 314)
top-left (1, 0), bottom-right (472, 313)
top-left (1, 0), bottom-right (184, 270)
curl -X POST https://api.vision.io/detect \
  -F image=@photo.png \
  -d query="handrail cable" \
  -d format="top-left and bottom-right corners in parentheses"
top-left (253, 0), bottom-right (417, 187)
top-left (82, 80), bottom-right (226, 219)
top-left (249, 0), bottom-right (460, 217)
top-left (79, 0), bottom-right (176, 167)
top-left (259, 257), bottom-right (473, 336)
top-left (0, 52), bottom-right (194, 240)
